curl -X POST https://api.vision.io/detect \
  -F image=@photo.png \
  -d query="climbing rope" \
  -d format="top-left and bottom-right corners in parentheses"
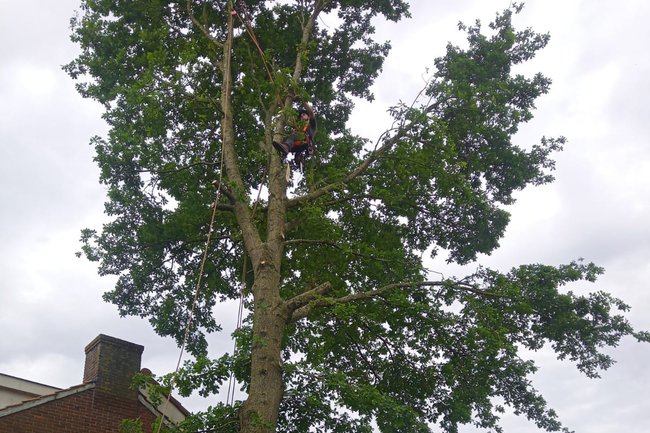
top-left (233, 0), bottom-right (275, 83)
top-left (155, 5), bottom-right (234, 429)
top-left (155, 1), bottom-right (281, 426)
top-left (225, 174), bottom-right (264, 406)
top-left (154, 159), bottom-right (226, 433)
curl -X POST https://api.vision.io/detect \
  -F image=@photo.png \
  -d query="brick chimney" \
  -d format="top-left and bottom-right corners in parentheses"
top-left (82, 334), bottom-right (144, 400)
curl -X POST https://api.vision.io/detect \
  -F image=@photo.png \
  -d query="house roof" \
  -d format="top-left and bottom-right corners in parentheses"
top-left (0, 372), bottom-right (61, 396)
top-left (0, 381), bottom-right (94, 417)
top-left (0, 334), bottom-right (190, 426)
top-left (0, 375), bottom-right (189, 425)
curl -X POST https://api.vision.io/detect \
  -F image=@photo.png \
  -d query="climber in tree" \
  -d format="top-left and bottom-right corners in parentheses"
top-left (273, 101), bottom-right (316, 168)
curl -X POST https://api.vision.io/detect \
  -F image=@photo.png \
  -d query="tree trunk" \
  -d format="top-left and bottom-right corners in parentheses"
top-left (225, 4), bottom-right (322, 432)
top-left (240, 251), bottom-right (289, 433)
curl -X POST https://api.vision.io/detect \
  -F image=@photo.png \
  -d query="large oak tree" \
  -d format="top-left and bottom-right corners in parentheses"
top-left (66, 1), bottom-right (648, 432)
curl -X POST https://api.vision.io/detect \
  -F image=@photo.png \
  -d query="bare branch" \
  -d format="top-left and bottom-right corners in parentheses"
top-left (346, 330), bottom-right (382, 384)
top-left (217, 5), bottom-right (263, 265)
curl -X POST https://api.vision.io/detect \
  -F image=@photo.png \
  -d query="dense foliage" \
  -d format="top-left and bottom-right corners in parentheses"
top-left (67, 1), bottom-right (648, 433)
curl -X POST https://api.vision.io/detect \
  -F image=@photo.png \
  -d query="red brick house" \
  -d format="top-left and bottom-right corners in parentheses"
top-left (0, 334), bottom-right (189, 433)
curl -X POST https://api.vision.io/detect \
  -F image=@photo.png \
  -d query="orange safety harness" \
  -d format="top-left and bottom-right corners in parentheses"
top-left (292, 121), bottom-right (311, 149)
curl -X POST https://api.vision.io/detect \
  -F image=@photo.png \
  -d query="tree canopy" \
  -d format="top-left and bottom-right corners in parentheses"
top-left (66, 1), bottom-right (648, 433)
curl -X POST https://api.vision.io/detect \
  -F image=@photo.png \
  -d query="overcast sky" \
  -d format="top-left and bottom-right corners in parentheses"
top-left (1, 1), bottom-right (648, 432)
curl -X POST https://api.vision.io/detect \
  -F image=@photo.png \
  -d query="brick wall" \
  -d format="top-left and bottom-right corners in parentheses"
top-left (0, 389), bottom-right (158, 433)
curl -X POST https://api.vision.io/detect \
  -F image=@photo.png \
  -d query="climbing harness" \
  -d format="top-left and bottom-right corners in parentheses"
top-left (292, 122), bottom-right (311, 148)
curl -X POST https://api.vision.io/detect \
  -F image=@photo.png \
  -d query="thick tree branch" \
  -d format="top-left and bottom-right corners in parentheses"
top-left (213, 202), bottom-right (235, 212)
top-left (286, 281), bottom-right (332, 312)
top-left (216, 5), bottom-right (263, 265)
top-left (289, 280), bottom-right (501, 322)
